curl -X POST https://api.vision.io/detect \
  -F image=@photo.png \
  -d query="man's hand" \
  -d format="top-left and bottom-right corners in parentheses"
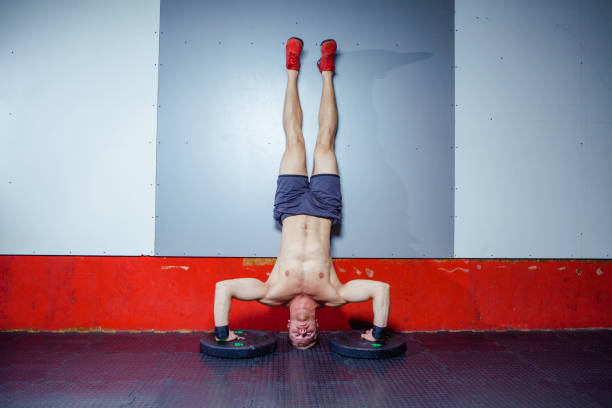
top-left (215, 329), bottom-right (245, 342)
top-left (361, 328), bottom-right (377, 342)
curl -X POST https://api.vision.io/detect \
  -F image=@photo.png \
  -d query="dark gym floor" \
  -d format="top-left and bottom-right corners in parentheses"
top-left (1, 330), bottom-right (610, 407)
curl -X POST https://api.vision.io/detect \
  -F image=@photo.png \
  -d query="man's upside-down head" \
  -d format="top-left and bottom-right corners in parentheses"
top-left (287, 295), bottom-right (319, 349)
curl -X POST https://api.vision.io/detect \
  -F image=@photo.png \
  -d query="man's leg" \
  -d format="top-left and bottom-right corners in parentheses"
top-left (312, 69), bottom-right (339, 176)
top-left (280, 44), bottom-right (307, 176)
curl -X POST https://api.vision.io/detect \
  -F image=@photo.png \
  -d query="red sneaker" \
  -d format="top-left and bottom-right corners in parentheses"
top-left (317, 39), bottom-right (337, 72)
top-left (286, 37), bottom-right (303, 70)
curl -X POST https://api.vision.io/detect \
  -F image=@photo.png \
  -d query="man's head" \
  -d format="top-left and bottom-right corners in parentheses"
top-left (287, 295), bottom-right (319, 349)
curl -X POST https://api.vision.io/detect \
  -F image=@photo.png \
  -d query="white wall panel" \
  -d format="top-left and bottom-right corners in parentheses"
top-left (454, 0), bottom-right (612, 258)
top-left (0, 0), bottom-right (160, 255)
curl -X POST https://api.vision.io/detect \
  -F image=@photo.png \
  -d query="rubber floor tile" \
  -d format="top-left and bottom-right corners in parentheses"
top-left (42, 352), bottom-right (164, 382)
top-left (414, 331), bottom-right (507, 352)
top-left (427, 350), bottom-right (548, 382)
top-left (0, 330), bottom-right (610, 407)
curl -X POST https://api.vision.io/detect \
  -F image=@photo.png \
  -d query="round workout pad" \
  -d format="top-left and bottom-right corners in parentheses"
top-left (200, 330), bottom-right (277, 358)
top-left (330, 331), bottom-right (407, 359)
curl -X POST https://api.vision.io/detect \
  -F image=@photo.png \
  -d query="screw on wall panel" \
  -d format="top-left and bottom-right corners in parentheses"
top-left (395, 43), bottom-right (399, 47)
top-left (250, 42), bottom-right (254, 45)
top-left (157, 141), bottom-right (160, 144)
top-left (475, 16), bottom-right (479, 19)
top-left (158, 105), bottom-right (161, 108)
top-left (500, 56), bottom-right (503, 60)
top-left (295, 21), bottom-right (298, 24)
top-left (415, 147), bottom-right (419, 150)
top-left (218, 41), bottom-right (221, 44)
top-left (161, 32), bottom-right (164, 34)
top-left (490, 117), bottom-right (493, 120)
top-left (185, 141), bottom-right (188, 144)
top-left (156, 183), bottom-right (159, 186)
top-left (8, 181), bottom-right (11, 184)
top-left (184, 40), bottom-right (188, 44)
top-left (356, 42), bottom-right (360, 46)
top-left (156, 216), bottom-right (158, 218)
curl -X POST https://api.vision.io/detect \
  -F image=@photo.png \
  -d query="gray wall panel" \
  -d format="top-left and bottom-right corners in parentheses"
top-left (455, 0), bottom-right (612, 258)
top-left (0, 0), bottom-right (160, 255)
top-left (156, 0), bottom-right (455, 257)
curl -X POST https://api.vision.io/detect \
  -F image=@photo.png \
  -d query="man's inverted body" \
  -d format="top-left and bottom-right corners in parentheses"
top-left (214, 38), bottom-right (390, 349)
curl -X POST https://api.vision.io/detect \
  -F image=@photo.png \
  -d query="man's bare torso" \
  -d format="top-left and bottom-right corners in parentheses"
top-left (259, 215), bottom-right (345, 308)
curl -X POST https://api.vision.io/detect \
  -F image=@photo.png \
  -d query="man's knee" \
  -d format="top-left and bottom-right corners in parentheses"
top-left (285, 129), bottom-right (305, 146)
top-left (285, 141), bottom-right (306, 156)
top-left (314, 143), bottom-right (334, 158)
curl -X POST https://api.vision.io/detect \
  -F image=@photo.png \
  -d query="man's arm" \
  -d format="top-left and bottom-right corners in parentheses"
top-left (214, 278), bottom-right (268, 339)
top-left (338, 280), bottom-right (390, 340)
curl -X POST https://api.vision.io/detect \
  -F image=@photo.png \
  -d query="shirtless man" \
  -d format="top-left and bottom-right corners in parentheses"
top-left (213, 38), bottom-right (390, 349)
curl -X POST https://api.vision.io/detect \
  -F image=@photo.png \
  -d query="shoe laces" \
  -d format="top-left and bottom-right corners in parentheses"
top-left (288, 52), bottom-right (299, 67)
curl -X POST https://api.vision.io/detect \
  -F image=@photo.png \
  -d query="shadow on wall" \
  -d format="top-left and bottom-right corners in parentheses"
top-left (331, 50), bottom-right (432, 258)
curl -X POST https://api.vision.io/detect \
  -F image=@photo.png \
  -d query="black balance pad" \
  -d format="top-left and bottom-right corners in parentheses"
top-left (330, 330), bottom-right (406, 359)
top-left (200, 330), bottom-right (277, 358)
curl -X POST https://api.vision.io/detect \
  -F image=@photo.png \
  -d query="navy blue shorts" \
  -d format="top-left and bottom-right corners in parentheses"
top-left (274, 174), bottom-right (342, 227)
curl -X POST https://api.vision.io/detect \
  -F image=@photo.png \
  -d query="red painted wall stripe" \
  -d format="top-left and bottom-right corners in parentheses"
top-left (0, 256), bottom-right (610, 331)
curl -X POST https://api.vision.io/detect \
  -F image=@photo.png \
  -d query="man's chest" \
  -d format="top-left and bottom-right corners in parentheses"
top-left (262, 272), bottom-right (341, 305)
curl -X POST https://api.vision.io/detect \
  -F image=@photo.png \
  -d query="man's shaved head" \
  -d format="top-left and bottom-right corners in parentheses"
top-left (287, 295), bottom-right (319, 349)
